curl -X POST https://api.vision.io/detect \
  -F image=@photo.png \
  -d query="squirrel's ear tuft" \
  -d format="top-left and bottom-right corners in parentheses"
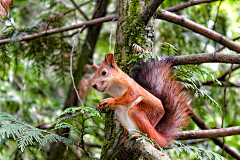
top-left (105, 53), bottom-right (116, 68)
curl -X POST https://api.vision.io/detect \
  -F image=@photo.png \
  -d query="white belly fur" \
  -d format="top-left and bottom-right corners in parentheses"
top-left (115, 96), bottom-right (143, 134)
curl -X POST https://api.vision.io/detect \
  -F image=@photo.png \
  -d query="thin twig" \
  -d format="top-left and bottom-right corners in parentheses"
top-left (70, 0), bottom-right (89, 21)
top-left (222, 64), bottom-right (233, 128)
top-left (70, 25), bottom-right (86, 107)
top-left (204, 100), bottom-right (218, 128)
top-left (216, 36), bottom-right (240, 52)
top-left (221, 64), bottom-right (233, 156)
top-left (164, 0), bottom-right (218, 12)
top-left (109, 17), bottom-right (117, 53)
top-left (202, 65), bottom-right (240, 85)
top-left (202, 0), bottom-right (222, 53)
top-left (62, 0), bottom-right (93, 18)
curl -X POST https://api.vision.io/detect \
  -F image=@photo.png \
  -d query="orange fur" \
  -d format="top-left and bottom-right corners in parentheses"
top-left (91, 53), bottom-right (190, 147)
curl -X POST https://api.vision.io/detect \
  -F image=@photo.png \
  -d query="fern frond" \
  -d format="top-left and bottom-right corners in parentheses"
top-left (84, 125), bottom-right (104, 132)
top-left (174, 65), bottom-right (220, 108)
top-left (171, 141), bottom-right (226, 160)
top-left (0, 112), bottom-right (78, 152)
top-left (127, 130), bottom-right (225, 160)
top-left (39, 133), bottom-right (76, 150)
top-left (60, 106), bottom-right (102, 118)
top-left (128, 44), bottom-right (161, 65)
top-left (39, 134), bottom-right (61, 149)
top-left (18, 128), bottom-right (44, 152)
top-left (53, 122), bottom-right (78, 131)
top-left (161, 42), bottom-right (178, 55)
top-left (128, 129), bottom-right (165, 153)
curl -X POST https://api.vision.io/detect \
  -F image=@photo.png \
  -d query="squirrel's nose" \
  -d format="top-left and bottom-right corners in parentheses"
top-left (92, 84), bottom-right (97, 89)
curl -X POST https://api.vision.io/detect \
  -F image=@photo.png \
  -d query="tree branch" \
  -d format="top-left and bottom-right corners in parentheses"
top-left (172, 52), bottom-right (240, 65)
top-left (216, 36), bottom-right (240, 52)
top-left (70, 0), bottom-right (89, 21)
top-left (115, 138), bottom-right (171, 160)
top-left (177, 126), bottom-right (240, 140)
top-left (156, 10), bottom-right (240, 53)
top-left (61, 0), bottom-right (93, 18)
top-left (164, 0), bottom-right (218, 12)
top-left (202, 65), bottom-right (240, 85)
top-left (0, 16), bottom-right (117, 45)
top-left (190, 108), bottom-right (240, 159)
top-left (140, 0), bottom-right (165, 24)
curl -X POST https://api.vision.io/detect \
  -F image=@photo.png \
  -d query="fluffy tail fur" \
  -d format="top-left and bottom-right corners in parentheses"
top-left (131, 57), bottom-right (191, 144)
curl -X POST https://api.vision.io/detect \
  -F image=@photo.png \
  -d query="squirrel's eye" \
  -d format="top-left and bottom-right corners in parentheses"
top-left (102, 70), bottom-right (107, 75)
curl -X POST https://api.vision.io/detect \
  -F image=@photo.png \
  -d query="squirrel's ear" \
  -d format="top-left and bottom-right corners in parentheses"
top-left (92, 64), bottom-right (99, 70)
top-left (105, 53), bottom-right (116, 68)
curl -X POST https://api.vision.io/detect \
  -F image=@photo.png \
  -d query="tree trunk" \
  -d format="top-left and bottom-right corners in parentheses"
top-left (100, 0), bottom-right (170, 159)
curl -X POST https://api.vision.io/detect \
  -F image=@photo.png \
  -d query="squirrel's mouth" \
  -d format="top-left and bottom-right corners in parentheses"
top-left (99, 88), bottom-right (106, 92)
top-left (98, 85), bottom-right (108, 92)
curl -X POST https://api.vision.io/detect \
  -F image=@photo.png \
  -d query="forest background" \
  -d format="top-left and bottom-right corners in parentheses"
top-left (0, 0), bottom-right (240, 159)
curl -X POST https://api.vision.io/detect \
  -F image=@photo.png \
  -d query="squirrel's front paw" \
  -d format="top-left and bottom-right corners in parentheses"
top-left (99, 99), bottom-right (111, 108)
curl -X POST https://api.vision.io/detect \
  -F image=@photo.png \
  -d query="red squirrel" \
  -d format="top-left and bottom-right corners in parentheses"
top-left (91, 53), bottom-right (190, 147)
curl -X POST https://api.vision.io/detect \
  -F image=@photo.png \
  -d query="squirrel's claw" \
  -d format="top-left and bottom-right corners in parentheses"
top-left (99, 99), bottom-right (110, 108)
top-left (97, 105), bottom-right (106, 114)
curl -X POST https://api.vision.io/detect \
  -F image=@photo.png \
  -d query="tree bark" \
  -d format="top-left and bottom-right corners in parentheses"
top-left (173, 52), bottom-right (240, 65)
top-left (101, 0), bottom-right (170, 159)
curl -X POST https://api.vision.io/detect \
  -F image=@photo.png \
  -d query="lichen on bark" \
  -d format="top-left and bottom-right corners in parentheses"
top-left (115, 0), bottom-right (155, 72)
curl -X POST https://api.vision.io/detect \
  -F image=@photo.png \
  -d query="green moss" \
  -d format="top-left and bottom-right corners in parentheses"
top-left (100, 109), bottom-right (117, 159)
top-left (104, 0), bottom-right (155, 157)
top-left (115, 0), bottom-right (155, 72)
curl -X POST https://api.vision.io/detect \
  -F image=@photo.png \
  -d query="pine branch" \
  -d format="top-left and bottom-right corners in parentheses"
top-left (0, 16), bottom-right (117, 45)
top-left (176, 126), bottom-right (240, 140)
top-left (164, 0), bottom-right (218, 12)
top-left (190, 108), bottom-right (240, 159)
top-left (156, 10), bottom-right (240, 53)
top-left (172, 52), bottom-right (240, 65)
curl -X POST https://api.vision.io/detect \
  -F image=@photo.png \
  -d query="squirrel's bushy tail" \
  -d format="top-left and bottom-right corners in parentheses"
top-left (131, 57), bottom-right (191, 144)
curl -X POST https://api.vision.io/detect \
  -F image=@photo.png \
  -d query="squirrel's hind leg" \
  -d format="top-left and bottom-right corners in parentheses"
top-left (128, 105), bottom-right (169, 148)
